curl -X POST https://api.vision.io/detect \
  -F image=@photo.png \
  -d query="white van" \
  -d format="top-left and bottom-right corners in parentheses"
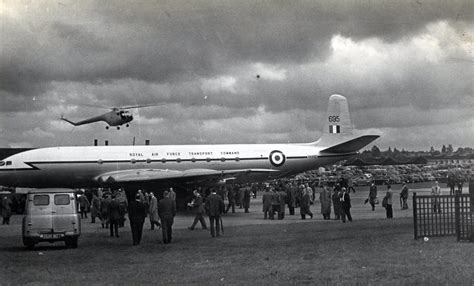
top-left (22, 189), bottom-right (81, 249)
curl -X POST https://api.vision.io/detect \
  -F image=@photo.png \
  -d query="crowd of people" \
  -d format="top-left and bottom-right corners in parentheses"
top-left (75, 188), bottom-right (177, 246)
top-left (2, 175), bottom-right (467, 246)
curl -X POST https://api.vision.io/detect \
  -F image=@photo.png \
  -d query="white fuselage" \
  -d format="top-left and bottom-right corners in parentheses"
top-left (0, 143), bottom-right (354, 188)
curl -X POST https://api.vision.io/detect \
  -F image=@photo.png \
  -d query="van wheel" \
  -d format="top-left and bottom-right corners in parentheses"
top-left (71, 237), bottom-right (78, 249)
top-left (23, 238), bottom-right (35, 249)
top-left (65, 237), bottom-right (78, 249)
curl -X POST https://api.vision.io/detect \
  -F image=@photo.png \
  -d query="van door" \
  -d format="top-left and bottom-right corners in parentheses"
top-left (52, 193), bottom-right (75, 233)
top-left (29, 194), bottom-right (53, 232)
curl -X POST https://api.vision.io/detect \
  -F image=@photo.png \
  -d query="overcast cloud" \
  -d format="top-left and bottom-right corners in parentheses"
top-left (0, 0), bottom-right (473, 150)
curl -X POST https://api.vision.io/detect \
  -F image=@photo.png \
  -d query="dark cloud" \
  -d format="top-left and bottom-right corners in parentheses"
top-left (4, 0), bottom-right (471, 97)
top-left (0, 0), bottom-right (473, 149)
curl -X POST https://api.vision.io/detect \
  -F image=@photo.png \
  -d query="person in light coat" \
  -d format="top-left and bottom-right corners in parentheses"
top-left (149, 192), bottom-right (160, 230)
top-left (300, 188), bottom-right (313, 220)
top-left (319, 185), bottom-right (332, 220)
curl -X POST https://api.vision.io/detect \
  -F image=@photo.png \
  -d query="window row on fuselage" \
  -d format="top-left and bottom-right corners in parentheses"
top-left (97, 156), bottom-right (262, 165)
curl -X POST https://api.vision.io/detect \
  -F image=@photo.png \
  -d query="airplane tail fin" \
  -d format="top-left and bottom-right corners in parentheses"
top-left (311, 94), bottom-right (379, 151)
top-left (312, 94), bottom-right (353, 146)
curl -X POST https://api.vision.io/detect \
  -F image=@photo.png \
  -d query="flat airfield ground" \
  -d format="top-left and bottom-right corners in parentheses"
top-left (1, 185), bottom-right (473, 285)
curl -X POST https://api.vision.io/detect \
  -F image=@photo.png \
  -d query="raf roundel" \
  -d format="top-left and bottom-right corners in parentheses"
top-left (269, 150), bottom-right (286, 167)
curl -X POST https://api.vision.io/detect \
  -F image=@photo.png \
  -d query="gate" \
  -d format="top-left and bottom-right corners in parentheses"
top-left (413, 192), bottom-right (473, 241)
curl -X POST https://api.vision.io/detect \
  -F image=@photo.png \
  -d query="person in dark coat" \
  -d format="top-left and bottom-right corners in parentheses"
top-left (225, 186), bottom-right (236, 214)
top-left (78, 194), bottom-right (90, 219)
top-left (158, 191), bottom-right (176, 244)
top-left (188, 190), bottom-right (207, 230)
top-left (400, 183), bottom-right (409, 210)
top-left (277, 188), bottom-right (287, 220)
top-left (128, 193), bottom-right (147, 245)
top-left (107, 196), bottom-right (121, 237)
top-left (243, 186), bottom-right (251, 213)
top-left (447, 174), bottom-right (456, 195)
top-left (340, 188), bottom-right (352, 223)
top-left (287, 182), bottom-right (297, 215)
top-left (262, 188), bottom-right (273, 219)
top-left (1, 196), bottom-right (12, 225)
top-left (100, 195), bottom-right (110, 229)
top-left (271, 187), bottom-right (280, 218)
top-left (383, 185), bottom-right (393, 219)
top-left (332, 187), bottom-right (342, 220)
top-left (90, 194), bottom-right (100, 223)
top-left (205, 189), bottom-right (225, 237)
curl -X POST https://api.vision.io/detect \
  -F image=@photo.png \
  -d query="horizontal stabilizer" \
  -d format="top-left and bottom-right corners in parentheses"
top-left (320, 135), bottom-right (379, 154)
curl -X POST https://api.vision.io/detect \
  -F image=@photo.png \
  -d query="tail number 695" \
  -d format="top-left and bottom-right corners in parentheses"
top-left (328, 116), bottom-right (340, 122)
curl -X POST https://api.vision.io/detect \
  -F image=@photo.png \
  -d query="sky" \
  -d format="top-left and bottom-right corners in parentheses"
top-left (0, 0), bottom-right (473, 151)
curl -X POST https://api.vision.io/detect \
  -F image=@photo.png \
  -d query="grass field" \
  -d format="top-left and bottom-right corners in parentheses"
top-left (1, 186), bottom-right (473, 285)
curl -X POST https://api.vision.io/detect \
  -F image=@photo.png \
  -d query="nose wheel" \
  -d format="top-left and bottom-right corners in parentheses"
top-left (106, 126), bottom-right (109, 130)
top-left (126, 124), bottom-right (129, 127)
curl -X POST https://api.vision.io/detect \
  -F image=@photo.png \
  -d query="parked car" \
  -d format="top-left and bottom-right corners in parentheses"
top-left (353, 177), bottom-right (371, 186)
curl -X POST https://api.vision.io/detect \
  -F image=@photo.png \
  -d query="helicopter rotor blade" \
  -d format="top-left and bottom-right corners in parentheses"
top-left (78, 103), bottom-right (114, 110)
top-left (120, 103), bottom-right (166, 110)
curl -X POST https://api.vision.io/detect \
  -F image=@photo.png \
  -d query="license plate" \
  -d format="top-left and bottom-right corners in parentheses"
top-left (41, 233), bottom-right (64, 239)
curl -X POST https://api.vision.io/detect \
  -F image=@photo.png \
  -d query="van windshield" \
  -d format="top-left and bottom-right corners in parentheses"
top-left (33, 195), bottom-right (49, 206)
top-left (54, 194), bottom-right (70, 205)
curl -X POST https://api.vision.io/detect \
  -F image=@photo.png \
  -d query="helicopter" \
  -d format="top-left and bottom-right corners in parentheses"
top-left (61, 104), bottom-right (157, 130)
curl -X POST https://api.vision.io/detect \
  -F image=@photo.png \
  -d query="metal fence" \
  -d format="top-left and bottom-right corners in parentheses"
top-left (413, 192), bottom-right (472, 241)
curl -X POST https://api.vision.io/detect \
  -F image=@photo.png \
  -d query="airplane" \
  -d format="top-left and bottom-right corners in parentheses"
top-left (0, 94), bottom-right (379, 196)
top-left (61, 104), bottom-right (158, 130)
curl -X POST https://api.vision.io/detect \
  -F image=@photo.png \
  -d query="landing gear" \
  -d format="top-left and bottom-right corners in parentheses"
top-left (106, 126), bottom-right (109, 130)
top-left (126, 124), bottom-right (129, 127)
top-left (117, 126), bottom-right (120, 130)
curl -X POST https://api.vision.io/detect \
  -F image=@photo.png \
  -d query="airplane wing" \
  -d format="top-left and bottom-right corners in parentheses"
top-left (95, 168), bottom-right (279, 184)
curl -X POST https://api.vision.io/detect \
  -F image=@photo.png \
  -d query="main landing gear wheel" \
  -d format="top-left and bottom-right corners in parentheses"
top-left (106, 126), bottom-right (109, 130)
top-left (117, 126), bottom-right (120, 130)
top-left (126, 124), bottom-right (129, 127)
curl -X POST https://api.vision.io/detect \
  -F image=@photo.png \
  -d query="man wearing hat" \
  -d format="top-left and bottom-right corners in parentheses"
top-left (128, 193), bottom-right (147, 245)
top-left (158, 191), bottom-right (176, 244)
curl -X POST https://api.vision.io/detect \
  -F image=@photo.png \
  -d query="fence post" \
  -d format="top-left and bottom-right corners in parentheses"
top-left (455, 191), bottom-right (460, 241)
top-left (413, 192), bottom-right (417, 239)
top-left (470, 180), bottom-right (474, 242)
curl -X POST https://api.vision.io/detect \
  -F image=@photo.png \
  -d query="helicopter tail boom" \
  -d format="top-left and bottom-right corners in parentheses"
top-left (61, 114), bottom-right (107, 126)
